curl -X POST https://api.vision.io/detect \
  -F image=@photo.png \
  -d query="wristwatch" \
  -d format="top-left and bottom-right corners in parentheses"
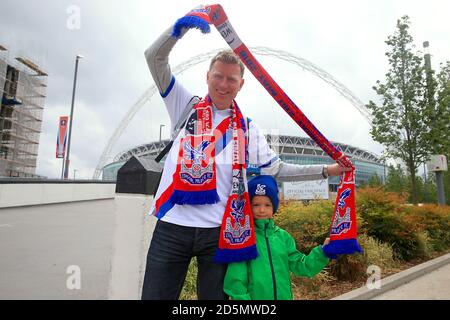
top-left (322, 165), bottom-right (329, 178)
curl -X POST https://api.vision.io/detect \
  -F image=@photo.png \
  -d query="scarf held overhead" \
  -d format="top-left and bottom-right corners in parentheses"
top-left (172, 5), bottom-right (362, 259)
top-left (169, 96), bottom-right (257, 263)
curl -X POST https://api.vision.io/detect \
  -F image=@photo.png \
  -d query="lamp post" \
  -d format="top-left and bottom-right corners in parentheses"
top-left (64, 54), bottom-right (83, 179)
top-left (159, 124), bottom-right (165, 152)
top-left (423, 42), bottom-right (446, 205)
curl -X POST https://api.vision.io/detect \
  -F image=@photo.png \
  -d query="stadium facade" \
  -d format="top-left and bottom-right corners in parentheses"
top-left (103, 134), bottom-right (385, 190)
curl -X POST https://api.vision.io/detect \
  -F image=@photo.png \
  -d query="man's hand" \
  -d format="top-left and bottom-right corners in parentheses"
top-left (172, 5), bottom-right (212, 38)
top-left (323, 237), bottom-right (330, 246)
top-left (326, 163), bottom-right (353, 177)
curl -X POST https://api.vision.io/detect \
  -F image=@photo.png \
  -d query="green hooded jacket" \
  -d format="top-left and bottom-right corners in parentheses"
top-left (224, 218), bottom-right (329, 300)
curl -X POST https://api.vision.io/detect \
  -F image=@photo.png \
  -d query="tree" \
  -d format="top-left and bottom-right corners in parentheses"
top-left (432, 61), bottom-right (450, 157)
top-left (385, 164), bottom-right (409, 194)
top-left (368, 174), bottom-right (383, 187)
top-left (367, 16), bottom-right (429, 204)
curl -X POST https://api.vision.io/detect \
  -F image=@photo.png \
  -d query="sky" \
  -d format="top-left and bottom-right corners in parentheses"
top-left (0, 0), bottom-right (449, 179)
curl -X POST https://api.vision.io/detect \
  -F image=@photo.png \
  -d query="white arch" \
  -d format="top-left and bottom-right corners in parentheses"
top-left (93, 47), bottom-right (372, 179)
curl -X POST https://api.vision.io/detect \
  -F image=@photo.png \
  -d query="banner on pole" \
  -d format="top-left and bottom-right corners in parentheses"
top-left (56, 116), bottom-right (69, 158)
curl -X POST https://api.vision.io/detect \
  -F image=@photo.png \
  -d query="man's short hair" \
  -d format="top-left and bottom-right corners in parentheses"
top-left (209, 50), bottom-right (245, 77)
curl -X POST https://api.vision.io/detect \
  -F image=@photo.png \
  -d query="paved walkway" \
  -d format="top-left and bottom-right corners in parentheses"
top-left (372, 263), bottom-right (450, 300)
top-left (333, 252), bottom-right (450, 300)
top-left (0, 200), bottom-right (115, 299)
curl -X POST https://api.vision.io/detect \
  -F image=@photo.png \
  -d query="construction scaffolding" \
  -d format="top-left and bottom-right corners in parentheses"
top-left (0, 45), bottom-right (47, 177)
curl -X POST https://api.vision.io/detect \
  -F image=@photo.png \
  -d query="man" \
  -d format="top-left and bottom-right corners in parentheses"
top-left (141, 19), bottom-right (350, 300)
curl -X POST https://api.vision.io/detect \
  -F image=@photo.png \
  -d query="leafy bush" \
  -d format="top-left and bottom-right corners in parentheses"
top-left (180, 258), bottom-right (198, 300)
top-left (328, 234), bottom-right (397, 281)
top-left (402, 204), bottom-right (450, 252)
top-left (359, 233), bottom-right (397, 270)
top-left (357, 187), bottom-right (429, 260)
top-left (277, 199), bottom-right (397, 281)
top-left (275, 200), bottom-right (333, 253)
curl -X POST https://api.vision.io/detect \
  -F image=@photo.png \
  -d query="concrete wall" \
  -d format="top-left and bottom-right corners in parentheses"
top-left (108, 194), bottom-right (156, 299)
top-left (0, 180), bottom-right (157, 299)
top-left (0, 182), bottom-right (116, 208)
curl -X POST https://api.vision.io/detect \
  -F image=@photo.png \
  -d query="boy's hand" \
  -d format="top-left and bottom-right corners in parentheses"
top-left (323, 237), bottom-right (330, 245)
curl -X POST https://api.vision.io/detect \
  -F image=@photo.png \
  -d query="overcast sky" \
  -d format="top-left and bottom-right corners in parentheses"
top-left (1, 0), bottom-right (449, 179)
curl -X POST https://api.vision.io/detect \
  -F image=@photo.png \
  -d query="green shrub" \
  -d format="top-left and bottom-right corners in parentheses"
top-left (402, 204), bottom-right (450, 252)
top-left (277, 199), bottom-right (397, 281)
top-left (328, 234), bottom-right (397, 281)
top-left (179, 258), bottom-right (198, 300)
top-left (328, 254), bottom-right (367, 282)
top-left (275, 200), bottom-right (333, 253)
top-left (415, 231), bottom-right (433, 258)
top-left (357, 188), bottom-right (428, 260)
top-left (359, 233), bottom-right (397, 270)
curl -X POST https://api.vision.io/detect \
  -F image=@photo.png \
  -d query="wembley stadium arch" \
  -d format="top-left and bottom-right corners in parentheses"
top-left (93, 46), bottom-right (372, 179)
top-left (95, 46), bottom-right (380, 184)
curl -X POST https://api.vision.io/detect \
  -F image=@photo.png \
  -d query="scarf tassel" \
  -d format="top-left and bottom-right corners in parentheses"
top-left (214, 245), bottom-right (258, 264)
top-left (172, 15), bottom-right (211, 38)
top-left (322, 238), bottom-right (363, 260)
top-left (170, 189), bottom-right (220, 205)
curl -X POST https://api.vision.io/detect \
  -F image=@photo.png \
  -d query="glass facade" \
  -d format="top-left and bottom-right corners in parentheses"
top-left (103, 136), bottom-right (385, 189)
top-left (102, 160), bottom-right (125, 181)
top-left (279, 155), bottom-right (385, 190)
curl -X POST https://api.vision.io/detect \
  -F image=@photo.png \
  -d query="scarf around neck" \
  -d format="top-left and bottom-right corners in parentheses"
top-left (169, 96), bottom-right (258, 263)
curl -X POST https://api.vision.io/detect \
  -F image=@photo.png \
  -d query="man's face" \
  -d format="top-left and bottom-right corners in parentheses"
top-left (207, 61), bottom-right (244, 110)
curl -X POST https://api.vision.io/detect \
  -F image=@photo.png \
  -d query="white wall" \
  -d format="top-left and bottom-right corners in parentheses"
top-left (108, 193), bottom-right (156, 300)
top-left (0, 182), bottom-right (157, 300)
top-left (0, 183), bottom-right (116, 208)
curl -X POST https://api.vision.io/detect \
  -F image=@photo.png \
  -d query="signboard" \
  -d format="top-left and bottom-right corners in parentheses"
top-left (56, 116), bottom-right (69, 158)
top-left (283, 179), bottom-right (329, 200)
top-left (427, 155), bottom-right (448, 172)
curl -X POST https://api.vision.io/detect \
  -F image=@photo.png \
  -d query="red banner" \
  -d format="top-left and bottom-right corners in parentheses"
top-left (56, 116), bottom-right (68, 158)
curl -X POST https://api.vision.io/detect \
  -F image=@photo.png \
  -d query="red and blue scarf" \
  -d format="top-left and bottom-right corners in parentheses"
top-left (169, 96), bottom-right (257, 263)
top-left (172, 5), bottom-right (362, 260)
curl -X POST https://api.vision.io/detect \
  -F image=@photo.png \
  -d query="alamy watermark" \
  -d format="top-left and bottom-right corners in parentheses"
top-left (366, 265), bottom-right (381, 290)
top-left (66, 265), bottom-right (81, 290)
top-left (66, 5), bottom-right (81, 30)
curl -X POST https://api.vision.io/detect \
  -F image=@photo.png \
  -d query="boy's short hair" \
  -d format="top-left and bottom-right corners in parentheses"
top-left (209, 50), bottom-right (245, 77)
top-left (248, 175), bottom-right (279, 213)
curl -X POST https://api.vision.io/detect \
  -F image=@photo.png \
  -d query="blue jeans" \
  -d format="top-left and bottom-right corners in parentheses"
top-left (141, 220), bottom-right (228, 300)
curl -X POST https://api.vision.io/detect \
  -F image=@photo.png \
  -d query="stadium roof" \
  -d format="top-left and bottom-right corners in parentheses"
top-left (112, 135), bottom-right (381, 165)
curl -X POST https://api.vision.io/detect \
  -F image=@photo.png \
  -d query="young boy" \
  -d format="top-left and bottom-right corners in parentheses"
top-left (223, 175), bottom-right (330, 300)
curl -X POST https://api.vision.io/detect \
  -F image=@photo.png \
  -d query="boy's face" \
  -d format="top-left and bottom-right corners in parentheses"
top-left (251, 196), bottom-right (274, 220)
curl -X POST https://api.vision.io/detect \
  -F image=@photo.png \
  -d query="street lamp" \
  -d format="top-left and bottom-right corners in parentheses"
top-left (64, 54), bottom-right (83, 179)
top-left (159, 124), bottom-right (165, 152)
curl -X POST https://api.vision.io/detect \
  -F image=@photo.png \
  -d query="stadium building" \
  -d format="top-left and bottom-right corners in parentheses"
top-left (103, 134), bottom-right (385, 190)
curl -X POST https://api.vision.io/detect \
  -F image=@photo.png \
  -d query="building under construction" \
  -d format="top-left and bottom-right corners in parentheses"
top-left (0, 45), bottom-right (47, 177)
